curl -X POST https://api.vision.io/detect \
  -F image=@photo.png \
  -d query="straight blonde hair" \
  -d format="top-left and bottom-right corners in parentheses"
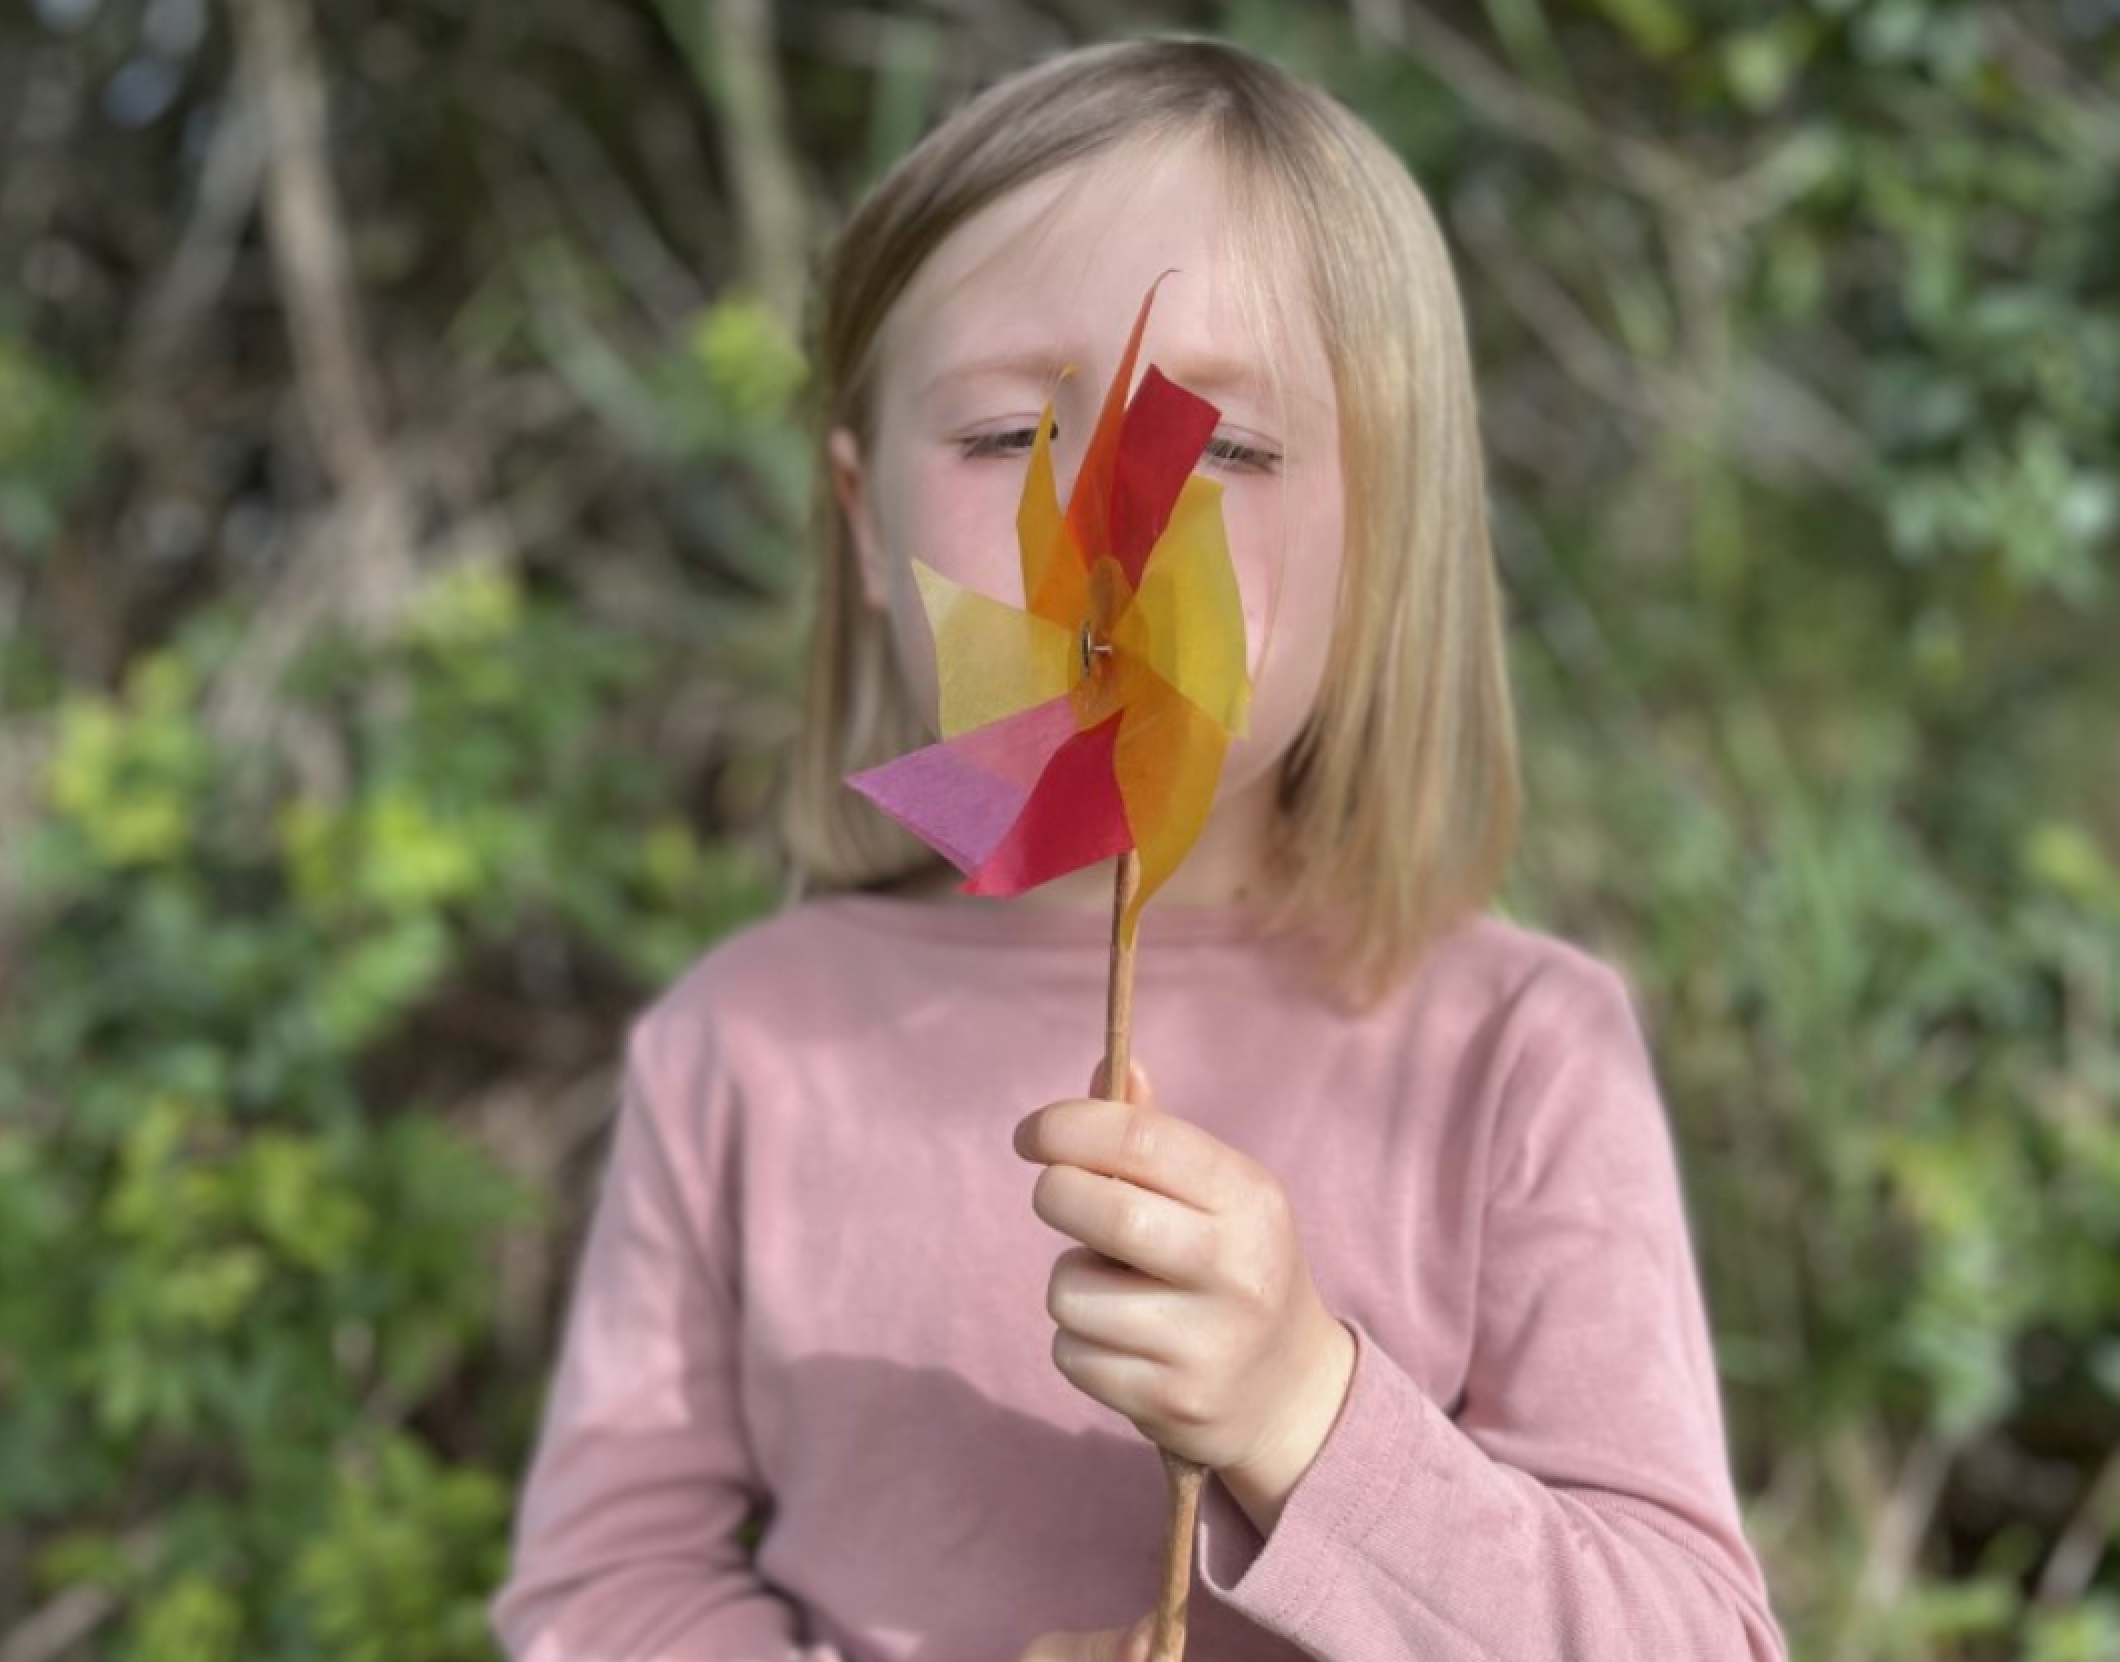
top-left (783, 37), bottom-right (1518, 1002)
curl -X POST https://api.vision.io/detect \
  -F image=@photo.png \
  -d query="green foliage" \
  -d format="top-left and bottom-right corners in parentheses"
top-left (1422, 5), bottom-right (2120, 1647)
top-left (2026, 1597), bottom-right (2120, 1662)
top-left (0, 321), bottom-right (94, 556)
top-left (1, 564), bottom-right (773, 1653)
top-left (291, 1435), bottom-right (512, 1662)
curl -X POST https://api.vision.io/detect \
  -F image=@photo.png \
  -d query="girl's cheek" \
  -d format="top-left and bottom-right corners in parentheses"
top-left (1229, 500), bottom-right (1344, 686)
top-left (1218, 501), bottom-right (1295, 634)
top-left (920, 462), bottom-right (1043, 595)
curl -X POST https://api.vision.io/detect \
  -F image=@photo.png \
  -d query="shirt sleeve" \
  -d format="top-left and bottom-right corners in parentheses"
top-left (1193, 956), bottom-right (1787, 1662)
top-left (490, 1013), bottom-right (841, 1662)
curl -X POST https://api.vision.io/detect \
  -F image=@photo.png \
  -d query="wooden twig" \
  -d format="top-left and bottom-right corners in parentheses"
top-left (665, 0), bottom-right (810, 330)
top-left (0, 1526), bottom-right (157, 1662)
top-left (0, 1584), bottom-right (118, 1662)
top-left (1151, 1451), bottom-right (1208, 1662)
top-left (124, 66), bottom-right (267, 382)
top-left (226, 0), bottom-right (388, 494)
top-left (1829, 1428), bottom-right (1960, 1662)
top-left (2037, 1443), bottom-right (2120, 1607)
top-left (1103, 851), bottom-right (1206, 1662)
top-left (210, 0), bottom-right (423, 754)
top-left (1104, 850), bottom-right (1140, 1093)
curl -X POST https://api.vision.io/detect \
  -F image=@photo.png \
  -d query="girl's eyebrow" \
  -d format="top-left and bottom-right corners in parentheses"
top-left (918, 351), bottom-right (1073, 406)
top-left (921, 349), bottom-right (1322, 420)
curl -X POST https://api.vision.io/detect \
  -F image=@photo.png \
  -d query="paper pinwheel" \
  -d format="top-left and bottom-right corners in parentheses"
top-left (848, 283), bottom-right (1252, 943)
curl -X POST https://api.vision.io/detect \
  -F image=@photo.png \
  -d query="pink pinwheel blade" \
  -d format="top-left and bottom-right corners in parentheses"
top-left (848, 701), bottom-right (1136, 897)
top-left (847, 696), bottom-right (1081, 876)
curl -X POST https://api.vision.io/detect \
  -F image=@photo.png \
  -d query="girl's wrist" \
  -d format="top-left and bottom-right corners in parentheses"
top-left (1217, 1312), bottom-right (1357, 1536)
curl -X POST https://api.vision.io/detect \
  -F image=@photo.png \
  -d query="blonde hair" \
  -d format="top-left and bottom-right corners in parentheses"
top-left (784, 36), bottom-right (1518, 1001)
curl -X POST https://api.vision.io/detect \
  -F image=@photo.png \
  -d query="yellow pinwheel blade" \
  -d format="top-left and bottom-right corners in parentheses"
top-left (1019, 400), bottom-right (1089, 629)
top-left (1110, 667), bottom-right (1231, 940)
top-left (1107, 474), bottom-right (1252, 738)
top-left (914, 560), bottom-right (1075, 738)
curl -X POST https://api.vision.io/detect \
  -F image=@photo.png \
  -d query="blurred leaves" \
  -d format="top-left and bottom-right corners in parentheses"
top-left (0, 323), bottom-right (95, 556)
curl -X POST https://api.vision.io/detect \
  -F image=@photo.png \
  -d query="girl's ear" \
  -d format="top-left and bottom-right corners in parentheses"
top-left (828, 427), bottom-right (888, 610)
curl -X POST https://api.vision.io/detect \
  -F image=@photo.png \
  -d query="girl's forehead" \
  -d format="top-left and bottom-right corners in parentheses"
top-left (876, 139), bottom-right (1326, 408)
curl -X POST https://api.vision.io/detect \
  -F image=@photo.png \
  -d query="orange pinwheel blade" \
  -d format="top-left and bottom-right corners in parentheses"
top-left (1019, 401), bottom-right (1087, 629)
top-left (1111, 671), bottom-right (1230, 941)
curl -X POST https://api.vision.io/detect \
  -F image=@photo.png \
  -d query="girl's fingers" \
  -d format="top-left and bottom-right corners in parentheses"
top-left (1014, 1619), bottom-right (1153, 1662)
top-left (1031, 1162), bottom-right (1214, 1284)
top-left (1015, 1097), bottom-right (1242, 1212)
top-left (1049, 1325), bottom-right (1164, 1410)
top-left (1045, 1245), bottom-right (1187, 1357)
top-left (1087, 1058), bottom-right (1159, 1109)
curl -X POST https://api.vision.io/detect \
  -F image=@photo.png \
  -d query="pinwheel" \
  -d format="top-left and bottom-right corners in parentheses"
top-left (846, 280), bottom-right (1252, 1662)
top-left (847, 279), bottom-right (1252, 950)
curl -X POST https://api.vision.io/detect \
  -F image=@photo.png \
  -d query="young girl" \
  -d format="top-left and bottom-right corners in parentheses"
top-left (492, 37), bottom-right (1786, 1662)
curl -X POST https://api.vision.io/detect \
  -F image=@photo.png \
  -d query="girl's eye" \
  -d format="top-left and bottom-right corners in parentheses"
top-left (1202, 433), bottom-right (1282, 476)
top-left (957, 420), bottom-right (1055, 461)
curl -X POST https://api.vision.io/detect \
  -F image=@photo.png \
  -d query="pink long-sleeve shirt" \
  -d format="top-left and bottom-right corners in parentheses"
top-left (492, 893), bottom-right (1786, 1662)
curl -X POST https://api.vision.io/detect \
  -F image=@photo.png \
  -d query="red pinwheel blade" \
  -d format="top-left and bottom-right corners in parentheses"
top-left (1108, 365), bottom-right (1218, 588)
top-left (1066, 282), bottom-right (1222, 590)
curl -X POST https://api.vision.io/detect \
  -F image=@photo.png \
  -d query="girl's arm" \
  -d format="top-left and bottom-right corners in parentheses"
top-left (490, 1024), bottom-right (840, 1662)
top-left (1194, 957), bottom-right (1786, 1662)
top-left (1019, 957), bottom-right (1785, 1662)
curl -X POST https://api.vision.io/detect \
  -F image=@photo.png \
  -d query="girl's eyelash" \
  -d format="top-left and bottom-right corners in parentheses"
top-left (956, 425), bottom-right (1281, 475)
top-left (957, 422), bottom-right (1053, 460)
top-left (1202, 434), bottom-right (1282, 476)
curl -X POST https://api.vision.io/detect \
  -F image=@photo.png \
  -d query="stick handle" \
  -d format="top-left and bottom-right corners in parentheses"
top-left (1104, 852), bottom-right (1206, 1662)
top-left (1104, 851), bottom-right (1140, 1095)
top-left (1150, 1451), bottom-right (1207, 1662)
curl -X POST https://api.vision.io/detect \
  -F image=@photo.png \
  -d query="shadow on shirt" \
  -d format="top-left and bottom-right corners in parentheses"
top-left (748, 1351), bottom-right (1303, 1662)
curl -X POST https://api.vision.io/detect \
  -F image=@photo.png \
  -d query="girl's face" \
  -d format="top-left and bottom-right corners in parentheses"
top-left (833, 136), bottom-right (1345, 840)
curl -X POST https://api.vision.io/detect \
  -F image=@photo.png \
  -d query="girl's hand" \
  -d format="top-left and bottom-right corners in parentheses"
top-left (1013, 1615), bottom-right (1152, 1662)
top-left (1013, 1061), bottom-right (1356, 1534)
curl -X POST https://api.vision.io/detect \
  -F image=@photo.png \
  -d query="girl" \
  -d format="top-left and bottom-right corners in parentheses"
top-left (492, 37), bottom-right (1786, 1662)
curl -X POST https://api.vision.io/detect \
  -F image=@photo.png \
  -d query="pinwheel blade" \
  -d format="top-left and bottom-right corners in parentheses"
top-left (847, 696), bottom-right (1081, 876)
top-left (1019, 401), bottom-right (1087, 629)
top-left (916, 560), bottom-right (1076, 738)
top-left (1108, 366), bottom-right (1219, 588)
top-left (962, 712), bottom-right (1133, 897)
top-left (1109, 474), bottom-right (1251, 737)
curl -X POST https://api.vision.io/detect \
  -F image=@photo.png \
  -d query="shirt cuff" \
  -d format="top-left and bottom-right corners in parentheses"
top-left (1195, 1319), bottom-right (1430, 1634)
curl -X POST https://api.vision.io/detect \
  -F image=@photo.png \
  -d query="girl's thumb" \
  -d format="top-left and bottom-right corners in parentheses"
top-left (1109, 1614), bottom-right (1156, 1662)
top-left (1088, 1058), bottom-right (1159, 1110)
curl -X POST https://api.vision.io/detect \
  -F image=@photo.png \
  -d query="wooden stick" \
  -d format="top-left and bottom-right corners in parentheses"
top-left (1153, 1451), bottom-right (1207, 1662)
top-left (1103, 851), bottom-right (1206, 1662)
top-left (1104, 850), bottom-right (1140, 1093)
